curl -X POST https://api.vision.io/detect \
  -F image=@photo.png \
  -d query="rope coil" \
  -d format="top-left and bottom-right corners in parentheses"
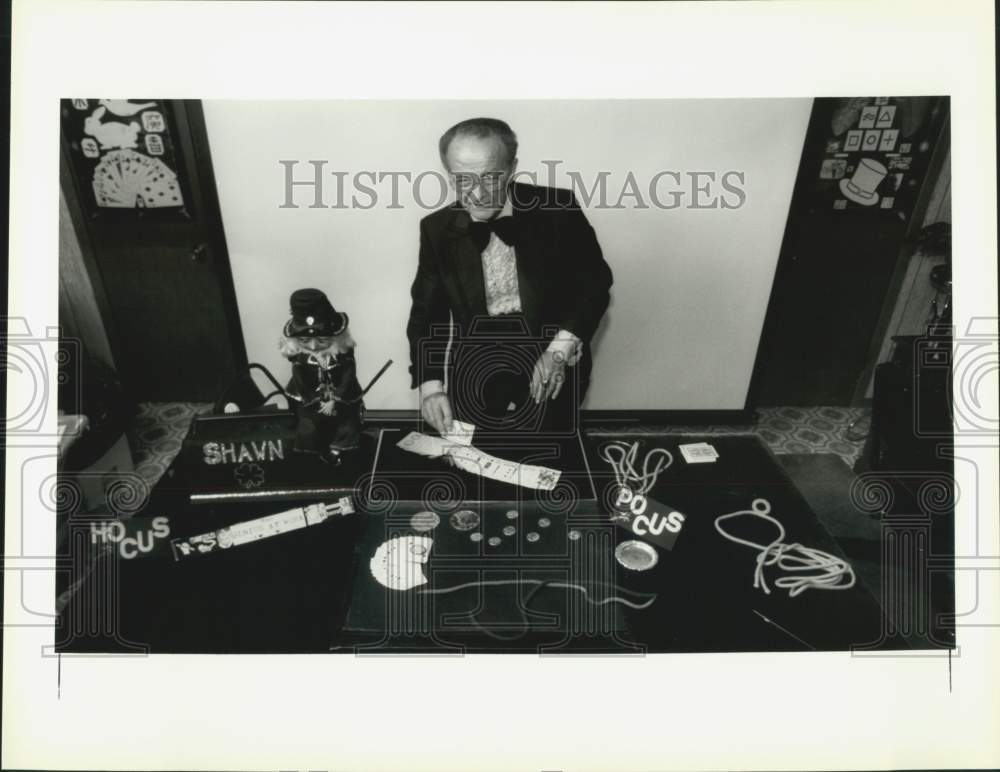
top-left (599, 441), bottom-right (673, 495)
top-left (714, 498), bottom-right (856, 597)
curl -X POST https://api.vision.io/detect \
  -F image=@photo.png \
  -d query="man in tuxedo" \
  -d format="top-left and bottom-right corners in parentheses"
top-left (407, 117), bottom-right (613, 434)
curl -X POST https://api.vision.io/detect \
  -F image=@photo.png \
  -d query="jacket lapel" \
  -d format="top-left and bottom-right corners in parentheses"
top-left (443, 206), bottom-right (487, 320)
top-left (512, 184), bottom-right (541, 331)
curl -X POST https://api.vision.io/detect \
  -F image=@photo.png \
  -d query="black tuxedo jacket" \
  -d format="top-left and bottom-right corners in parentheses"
top-left (406, 182), bottom-right (613, 390)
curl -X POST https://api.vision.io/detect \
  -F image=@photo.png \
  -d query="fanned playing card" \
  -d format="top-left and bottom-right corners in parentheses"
top-left (90, 149), bottom-right (183, 209)
top-left (140, 159), bottom-right (182, 207)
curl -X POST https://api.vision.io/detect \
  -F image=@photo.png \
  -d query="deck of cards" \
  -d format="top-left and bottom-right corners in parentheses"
top-left (679, 442), bottom-right (719, 464)
top-left (92, 149), bottom-right (183, 209)
top-left (369, 535), bottom-right (433, 591)
top-left (442, 419), bottom-right (476, 446)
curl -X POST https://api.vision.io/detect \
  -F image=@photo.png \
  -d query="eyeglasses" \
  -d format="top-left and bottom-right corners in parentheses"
top-left (451, 172), bottom-right (509, 192)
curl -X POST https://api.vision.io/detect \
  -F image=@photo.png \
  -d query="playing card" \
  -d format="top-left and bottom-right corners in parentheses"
top-left (445, 446), bottom-right (561, 491)
top-left (443, 420), bottom-right (476, 446)
top-left (679, 443), bottom-right (719, 463)
top-left (141, 158), bottom-right (183, 207)
top-left (396, 431), bottom-right (454, 457)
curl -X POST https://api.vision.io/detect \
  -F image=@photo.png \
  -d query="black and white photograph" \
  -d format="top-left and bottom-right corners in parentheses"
top-left (51, 96), bottom-right (954, 655)
top-left (3, 2), bottom-right (998, 771)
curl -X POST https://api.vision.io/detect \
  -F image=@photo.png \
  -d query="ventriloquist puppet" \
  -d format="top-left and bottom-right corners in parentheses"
top-left (279, 288), bottom-right (365, 463)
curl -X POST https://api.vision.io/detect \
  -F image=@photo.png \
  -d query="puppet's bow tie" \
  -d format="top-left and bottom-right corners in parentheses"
top-left (469, 216), bottom-right (518, 252)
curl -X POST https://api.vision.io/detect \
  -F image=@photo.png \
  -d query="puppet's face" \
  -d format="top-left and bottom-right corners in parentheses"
top-left (299, 336), bottom-right (335, 352)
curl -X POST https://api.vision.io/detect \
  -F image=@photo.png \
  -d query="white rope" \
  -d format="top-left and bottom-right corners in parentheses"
top-left (714, 498), bottom-right (856, 598)
top-left (599, 441), bottom-right (673, 495)
top-left (418, 579), bottom-right (657, 610)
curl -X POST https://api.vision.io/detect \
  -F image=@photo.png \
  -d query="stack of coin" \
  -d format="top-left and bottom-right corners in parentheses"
top-left (450, 509), bottom-right (480, 532)
top-left (410, 511), bottom-right (440, 532)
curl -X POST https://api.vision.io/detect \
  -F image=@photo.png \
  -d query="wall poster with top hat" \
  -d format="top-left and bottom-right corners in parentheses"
top-left (815, 96), bottom-right (948, 218)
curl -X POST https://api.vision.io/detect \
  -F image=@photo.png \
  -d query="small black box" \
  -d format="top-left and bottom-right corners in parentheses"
top-left (171, 410), bottom-right (376, 507)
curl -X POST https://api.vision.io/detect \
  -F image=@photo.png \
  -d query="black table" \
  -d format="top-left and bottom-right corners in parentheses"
top-left (56, 429), bottom-right (901, 654)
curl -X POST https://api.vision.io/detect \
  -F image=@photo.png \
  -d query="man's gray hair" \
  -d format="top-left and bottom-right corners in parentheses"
top-left (439, 117), bottom-right (518, 167)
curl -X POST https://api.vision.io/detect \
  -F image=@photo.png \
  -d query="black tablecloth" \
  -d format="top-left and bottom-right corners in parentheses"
top-left (56, 430), bottom-right (901, 654)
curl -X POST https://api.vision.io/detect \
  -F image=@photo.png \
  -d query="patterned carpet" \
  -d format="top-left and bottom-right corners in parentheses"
top-left (129, 403), bottom-right (870, 490)
top-left (129, 402), bottom-right (213, 488)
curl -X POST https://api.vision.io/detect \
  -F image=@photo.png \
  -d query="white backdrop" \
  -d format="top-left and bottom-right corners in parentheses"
top-left (203, 99), bottom-right (811, 410)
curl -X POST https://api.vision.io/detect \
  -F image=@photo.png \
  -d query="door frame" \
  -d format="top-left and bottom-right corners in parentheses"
top-left (172, 100), bottom-right (248, 375)
top-left (746, 96), bottom-right (950, 409)
top-left (850, 110), bottom-right (951, 405)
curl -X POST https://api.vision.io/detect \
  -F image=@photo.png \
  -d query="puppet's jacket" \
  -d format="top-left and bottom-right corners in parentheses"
top-left (285, 350), bottom-right (364, 452)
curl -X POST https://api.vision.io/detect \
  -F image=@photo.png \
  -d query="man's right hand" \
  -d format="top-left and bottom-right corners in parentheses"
top-left (419, 380), bottom-right (453, 435)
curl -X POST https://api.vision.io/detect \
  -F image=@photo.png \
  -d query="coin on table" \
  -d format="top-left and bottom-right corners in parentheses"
top-left (537, 517), bottom-right (551, 528)
top-left (450, 509), bottom-right (480, 532)
top-left (410, 511), bottom-right (440, 532)
top-left (568, 529), bottom-right (582, 541)
top-left (505, 509), bottom-right (519, 520)
top-left (526, 531), bottom-right (540, 543)
top-left (469, 532), bottom-right (483, 543)
top-left (488, 536), bottom-right (502, 547)
top-left (615, 540), bottom-right (658, 571)
top-left (502, 525), bottom-right (516, 537)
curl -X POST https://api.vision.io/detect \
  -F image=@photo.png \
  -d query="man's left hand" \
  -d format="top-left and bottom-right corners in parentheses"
top-left (530, 350), bottom-right (568, 404)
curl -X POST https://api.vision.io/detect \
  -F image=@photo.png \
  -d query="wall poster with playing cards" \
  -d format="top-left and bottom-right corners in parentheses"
top-left (61, 99), bottom-right (189, 218)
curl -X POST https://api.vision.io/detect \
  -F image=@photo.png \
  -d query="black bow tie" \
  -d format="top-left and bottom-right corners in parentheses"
top-left (469, 216), bottom-right (518, 252)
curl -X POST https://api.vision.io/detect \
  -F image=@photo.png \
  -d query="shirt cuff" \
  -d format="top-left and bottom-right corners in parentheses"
top-left (546, 329), bottom-right (582, 366)
top-left (418, 379), bottom-right (446, 403)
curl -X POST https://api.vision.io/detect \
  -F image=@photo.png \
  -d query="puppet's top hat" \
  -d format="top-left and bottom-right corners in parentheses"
top-left (840, 158), bottom-right (887, 206)
top-left (283, 288), bottom-right (349, 337)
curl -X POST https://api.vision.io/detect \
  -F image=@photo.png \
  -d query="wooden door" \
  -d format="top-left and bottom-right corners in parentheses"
top-left (750, 97), bottom-right (949, 406)
top-left (60, 99), bottom-right (246, 401)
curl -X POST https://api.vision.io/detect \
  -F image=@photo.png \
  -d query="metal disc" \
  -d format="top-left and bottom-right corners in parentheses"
top-left (487, 536), bottom-right (502, 547)
top-left (505, 509), bottom-right (519, 520)
top-left (502, 525), bottom-right (516, 537)
top-left (450, 509), bottom-right (480, 532)
top-left (469, 532), bottom-right (483, 543)
top-left (526, 531), bottom-right (540, 543)
top-left (410, 511), bottom-right (440, 532)
top-left (568, 529), bottom-right (582, 541)
top-left (615, 540), bottom-right (658, 571)
top-left (537, 517), bottom-right (551, 528)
